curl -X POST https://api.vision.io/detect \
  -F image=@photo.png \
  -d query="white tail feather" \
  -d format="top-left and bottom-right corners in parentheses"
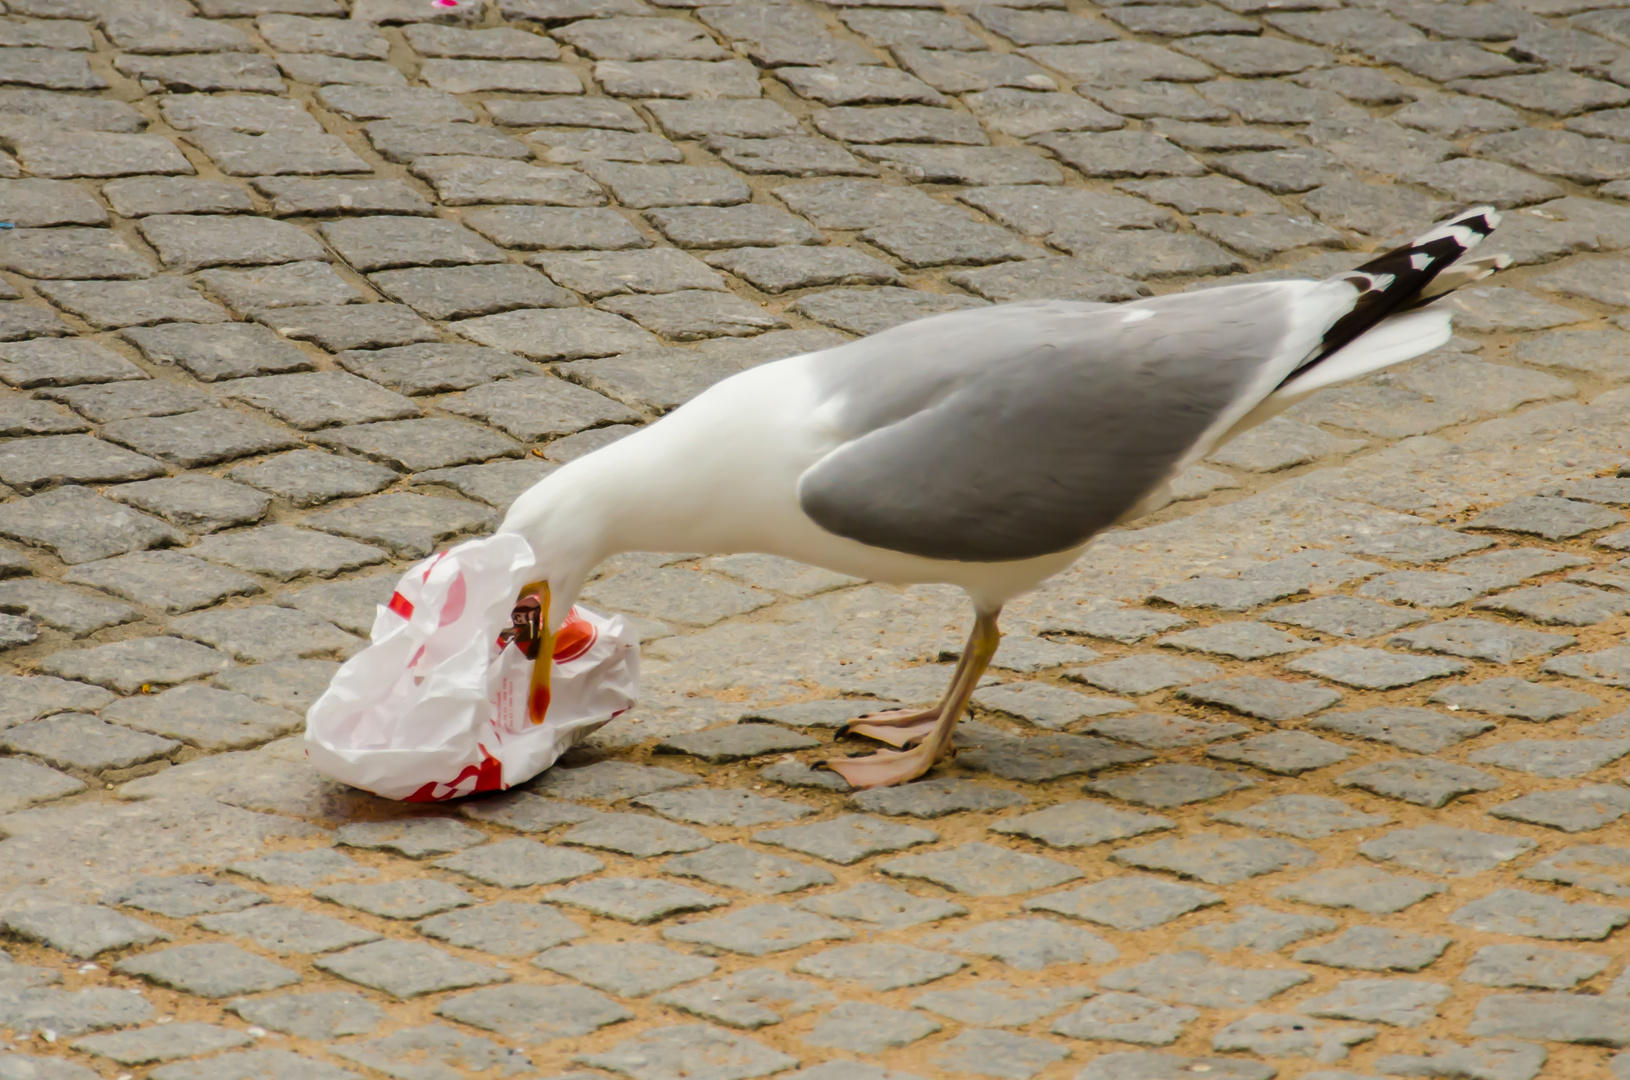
top-left (1210, 306), bottom-right (1453, 448)
top-left (1277, 306), bottom-right (1453, 400)
top-left (1164, 206), bottom-right (1505, 497)
top-left (1206, 210), bottom-right (1504, 453)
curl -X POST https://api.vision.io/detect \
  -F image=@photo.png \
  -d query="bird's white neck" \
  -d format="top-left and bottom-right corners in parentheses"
top-left (496, 419), bottom-right (749, 627)
top-left (495, 447), bottom-right (641, 629)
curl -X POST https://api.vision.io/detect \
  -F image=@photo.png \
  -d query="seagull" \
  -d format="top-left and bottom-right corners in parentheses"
top-left (500, 206), bottom-right (1508, 788)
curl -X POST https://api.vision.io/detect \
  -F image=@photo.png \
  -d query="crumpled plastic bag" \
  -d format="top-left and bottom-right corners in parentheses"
top-left (305, 532), bottom-right (639, 801)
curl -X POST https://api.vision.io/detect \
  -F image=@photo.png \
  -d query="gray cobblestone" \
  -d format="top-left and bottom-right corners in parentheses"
top-left (1212, 795), bottom-right (1389, 840)
top-left (1100, 951), bottom-right (1310, 1008)
top-left (38, 277), bottom-right (225, 330)
top-left (580, 1024), bottom-right (794, 1080)
top-left (1274, 866), bottom-right (1443, 915)
top-left (253, 177), bottom-right (432, 217)
top-left (929, 1029), bottom-right (1068, 1079)
top-left (104, 875), bottom-right (266, 918)
top-left (1491, 785), bottom-right (1630, 832)
top-left (598, 289), bottom-right (789, 339)
top-left (0, 434), bottom-right (166, 491)
top-left (0, 579), bottom-right (133, 636)
top-left (664, 844), bottom-right (832, 895)
top-left (276, 575), bottom-right (393, 636)
top-left (198, 905), bottom-right (377, 955)
top-left (975, 682), bottom-right (1133, 730)
top-left (1213, 1014), bottom-right (1378, 1062)
top-left (1069, 655), bottom-right (1221, 694)
top-left (1113, 833), bottom-right (1317, 884)
top-left (632, 788), bottom-right (811, 827)
top-left (1301, 979), bottom-right (1453, 1028)
top-left (852, 778), bottom-right (1025, 818)
top-left (0, 713), bottom-right (167, 772)
top-left (305, 492), bottom-right (497, 558)
top-left (8, 133), bottom-right (191, 180)
top-left (101, 685), bottom-right (299, 750)
top-left (70, 1023), bottom-right (249, 1066)
top-left (317, 939), bottom-right (507, 998)
top-left (794, 943), bottom-right (964, 992)
top-left (959, 731), bottom-right (1152, 782)
top-left (1470, 738), bottom-right (1630, 779)
top-left (314, 417), bottom-right (521, 472)
top-left (879, 842), bottom-right (1081, 897)
top-left (534, 941), bottom-right (716, 996)
top-left (1207, 731), bottom-right (1349, 775)
top-left (1468, 993), bottom-right (1630, 1045)
top-left (226, 991), bottom-right (384, 1040)
top-left (1025, 876), bottom-right (1222, 931)
top-left (1361, 825), bottom-right (1537, 878)
top-left (316, 879), bottom-right (475, 919)
top-left (0, 758), bottom-right (85, 811)
top-left (794, 882), bottom-right (964, 930)
top-left (648, 205), bottom-right (820, 250)
top-left (779, 64), bottom-right (944, 106)
top-left (1545, 647), bottom-right (1630, 687)
top-left (0, 304), bottom-right (71, 343)
top-left (1085, 764), bottom-right (1254, 808)
top-left (1339, 758), bottom-right (1501, 808)
top-left (655, 968), bottom-right (832, 1029)
top-left (1179, 905), bottom-right (1337, 953)
top-left (546, 877), bottom-right (725, 923)
top-left (919, 982), bottom-right (1090, 1028)
top-left (1463, 944), bottom-right (1611, 990)
top-left (1430, 677), bottom-right (1600, 722)
top-left (925, 917), bottom-right (1116, 972)
top-left (663, 904), bottom-right (854, 957)
top-left (225, 849), bottom-right (369, 889)
top-left (114, 943), bottom-right (299, 998)
top-left (561, 811), bottom-right (712, 856)
top-left (1450, 888), bottom-right (1630, 940)
top-left (0, 904), bottom-right (167, 959)
top-left (1051, 992), bottom-right (1198, 1047)
top-left (793, 286), bottom-right (986, 335)
top-left (1295, 926), bottom-right (1451, 972)
top-left (436, 983), bottom-right (629, 1041)
top-left (412, 156), bottom-right (605, 206)
top-left (332, 1027), bottom-right (527, 1080)
top-left (197, 262), bottom-right (361, 316)
top-left (0, 340), bottom-right (146, 389)
top-left (0, 988), bottom-right (153, 1039)
top-left (531, 759), bottom-right (695, 802)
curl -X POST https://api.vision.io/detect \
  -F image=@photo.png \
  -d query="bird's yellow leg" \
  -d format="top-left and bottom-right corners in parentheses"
top-left (840, 641), bottom-right (976, 748)
top-left (825, 610), bottom-right (1000, 789)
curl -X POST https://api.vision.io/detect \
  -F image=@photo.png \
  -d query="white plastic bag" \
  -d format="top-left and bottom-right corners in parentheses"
top-left (305, 532), bottom-right (639, 801)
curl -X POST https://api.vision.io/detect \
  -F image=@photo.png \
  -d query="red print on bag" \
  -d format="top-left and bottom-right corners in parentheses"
top-left (552, 610), bottom-right (598, 663)
top-left (439, 573), bottom-right (467, 627)
top-left (404, 747), bottom-right (504, 801)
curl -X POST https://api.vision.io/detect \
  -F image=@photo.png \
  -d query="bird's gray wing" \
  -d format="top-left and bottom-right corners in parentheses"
top-left (797, 289), bottom-right (1306, 563)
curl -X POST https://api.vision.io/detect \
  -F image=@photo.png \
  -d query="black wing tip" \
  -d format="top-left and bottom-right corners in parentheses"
top-left (1299, 207), bottom-right (1502, 374)
top-left (1410, 205), bottom-right (1500, 247)
top-left (1344, 205), bottom-right (1501, 286)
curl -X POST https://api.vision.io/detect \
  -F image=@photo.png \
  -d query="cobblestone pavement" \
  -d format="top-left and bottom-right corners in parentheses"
top-left (1, 0), bottom-right (1630, 1077)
